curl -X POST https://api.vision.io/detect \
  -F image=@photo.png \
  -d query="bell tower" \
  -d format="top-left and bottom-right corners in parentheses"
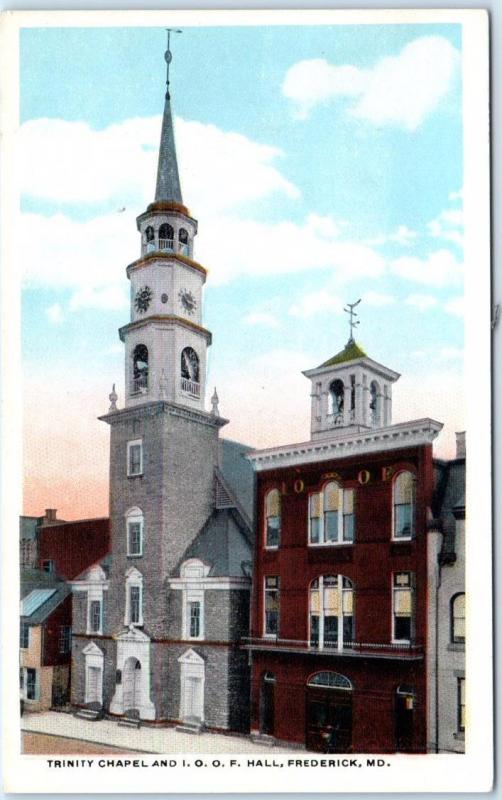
top-left (120, 31), bottom-right (210, 411)
top-left (303, 301), bottom-right (400, 440)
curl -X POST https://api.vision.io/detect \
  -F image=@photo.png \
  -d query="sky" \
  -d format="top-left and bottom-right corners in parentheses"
top-left (20, 23), bottom-right (465, 519)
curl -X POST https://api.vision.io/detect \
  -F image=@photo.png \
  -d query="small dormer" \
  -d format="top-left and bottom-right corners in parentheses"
top-left (303, 339), bottom-right (400, 440)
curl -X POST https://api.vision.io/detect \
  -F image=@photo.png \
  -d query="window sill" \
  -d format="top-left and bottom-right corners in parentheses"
top-left (263, 633), bottom-right (278, 640)
top-left (264, 545), bottom-right (279, 551)
top-left (308, 542), bottom-right (354, 548)
top-left (392, 640), bottom-right (412, 646)
top-left (87, 630), bottom-right (103, 636)
top-left (127, 474), bottom-right (144, 479)
top-left (391, 537), bottom-right (414, 543)
top-left (127, 553), bottom-right (143, 559)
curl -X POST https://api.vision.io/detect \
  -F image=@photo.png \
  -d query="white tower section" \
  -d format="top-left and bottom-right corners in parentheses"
top-left (303, 340), bottom-right (400, 441)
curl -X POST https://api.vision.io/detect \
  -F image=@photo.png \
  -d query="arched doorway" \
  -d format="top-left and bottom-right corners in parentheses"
top-left (123, 657), bottom-right (141, 712)
top-left (259, 672), bottom-right (276, 736)
top-left (306, 671), bottom-right (353, 753)
top-left (395, 685), bottom-right (415, 752)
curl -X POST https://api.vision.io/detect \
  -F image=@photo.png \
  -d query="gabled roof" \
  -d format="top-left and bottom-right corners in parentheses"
top-left (177, 508), bottom-right (252, 578)
top-left (21, 589), bottom-right (57, 616)
top-left (432, 457), bottom-right (466, 557)
top-left (219, 439), bottom-right (256, 527)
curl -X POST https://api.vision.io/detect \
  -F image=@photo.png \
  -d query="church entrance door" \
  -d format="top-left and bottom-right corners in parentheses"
top-left (123, 657), bottom-right (141, 712)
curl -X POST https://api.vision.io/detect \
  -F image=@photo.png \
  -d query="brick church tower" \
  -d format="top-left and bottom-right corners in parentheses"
top-left (71, 39), bottom-right (254, 731)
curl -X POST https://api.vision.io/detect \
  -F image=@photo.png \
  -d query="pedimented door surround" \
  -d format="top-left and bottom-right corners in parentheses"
top-left (178, 648), bottom-right (205, 723)
top-left (110, 626), bottom-right (155, 719)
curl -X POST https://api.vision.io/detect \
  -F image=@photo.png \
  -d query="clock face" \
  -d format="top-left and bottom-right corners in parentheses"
top-left (178, 288), bottom-right (197, 315)
top-left (134, 286), bottom-right (153, 313)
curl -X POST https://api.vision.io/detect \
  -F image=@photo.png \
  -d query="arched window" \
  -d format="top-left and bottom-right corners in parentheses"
top-left (451, 593), bottom-right (465, 644)
top-left (126, 507), bottom-right (144, 557)
top-left (329, 379), bottom-right (345, 422)
top-left (145, 225), bottom-right (155, 252)
top-left (309, 575), bottom-right (354, 650)
top-left (132, 344), bottom-right (149, 393)
top-left (180, 347), bottom-right (200, 383)
top-left (265, 489), bottom-right (281, 548)
top-left (393, 471), bottom-right (415, 539)
top-left (178, 228), bottom-right (189, 255)
top-left (159, 223), bottom-right (174, 251)
top-left (309, 482), bottom-right (355, 545)
top-left (307, 671), bottom-right (352, 690)
top-left (370, 380), bottom-right (380, 426)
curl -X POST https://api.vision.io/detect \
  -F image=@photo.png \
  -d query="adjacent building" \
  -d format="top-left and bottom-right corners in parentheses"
top-left (245, 336), bottom-right (449, 753)
top-left (70, 45), bottom-right (254, 732)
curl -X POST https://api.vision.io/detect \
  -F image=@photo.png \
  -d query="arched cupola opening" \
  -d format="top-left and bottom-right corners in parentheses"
top-left (132, 344), bottom-right (149, 394)
top-left (145, 226), bottom-right (155, 253)
top-left (180, 347), bottom-right (200, 397)
top-left (329, 379), bottom-right (345, 424)
top-left (178, 228), bottom-right (189, 256)
top-left (369, 380), bottom-right (380, 426)
top-left (159, 223), bottom-right (174, 252)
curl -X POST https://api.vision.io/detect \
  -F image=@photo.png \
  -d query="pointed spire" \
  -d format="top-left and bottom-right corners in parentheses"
top-left (155, 30), bottom-right (183, 204)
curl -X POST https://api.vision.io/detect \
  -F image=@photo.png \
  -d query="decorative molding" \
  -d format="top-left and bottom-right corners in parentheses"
top-left (247, 418), bottom-right (443, 471)
top-left (303, 355), bottom-right (400, 382)
top-left (99, 399), bottom-right (229, 429)
top-left (169, 576), bottom-right (251, 591)
top-left (82, 641), bottom-right (104, 657)
top-left (118, 314), bottom-right (212, 344)
top-left (126, 251), bottom-right (206, 280)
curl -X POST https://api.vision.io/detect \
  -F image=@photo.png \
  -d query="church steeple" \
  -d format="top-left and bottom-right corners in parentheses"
top-left (155, 30), bottom-right (183, 203)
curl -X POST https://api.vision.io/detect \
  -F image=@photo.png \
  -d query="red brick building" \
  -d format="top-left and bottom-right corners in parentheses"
top-left (245, 337), bottom-right (443, 753)
top-left (38, 517), bottom-right (110, 580)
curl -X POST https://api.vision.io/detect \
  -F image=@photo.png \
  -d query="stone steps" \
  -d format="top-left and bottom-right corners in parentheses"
top-left (74, 709), bottom-right (101, 722)
top-left (250, 734), bottom-right (275, 747)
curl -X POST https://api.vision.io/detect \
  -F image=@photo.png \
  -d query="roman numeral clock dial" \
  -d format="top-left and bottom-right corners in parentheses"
top-left (134, 286), bottom-right (153, 313)
top-left (178, 288), bottom-right (197, 315)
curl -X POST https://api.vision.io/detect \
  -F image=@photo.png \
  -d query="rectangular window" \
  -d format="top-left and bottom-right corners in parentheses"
top-left (128, 522), bottom-right (142, 556)
top-left (89, 600), bottom-right (102, 633)
top-left (20, 623), bottom-right (30, 649)
top-left (393, 572), bottom-right (413, 642)
top-left (309, 494), bottom-right (321, 544)
top-left (26, 668), bottom-right (37, 700)
top-left (42, 559), bottom-right (54, 574)
top-left (343, 491), bottom-right (355, 542)
top-left (130, 586), bottom-right (141, 625)
top-left (127, 440), bottom-right (143, 476)
top-left (264, 576), bottom-right (279, 636)
top-left (59, 625), bottom-right (71, 654)
top-left (457, 677), bottom-right (465, 732)
top-left (189, 601), bottom-right (201, 638)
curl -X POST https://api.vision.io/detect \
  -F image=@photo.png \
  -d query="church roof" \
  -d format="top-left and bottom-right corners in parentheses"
top-left (155, 85), bottom-right (182, 203)
top-left (178, 508), bottom-right (252, 578)
top-left (319, 340), bottom-right (368, 368)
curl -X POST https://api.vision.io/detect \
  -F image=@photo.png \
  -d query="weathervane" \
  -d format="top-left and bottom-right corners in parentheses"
top-left (164, 28), bottom-right (182, 98)
top-left (344, 299), bottom-right (361, 344)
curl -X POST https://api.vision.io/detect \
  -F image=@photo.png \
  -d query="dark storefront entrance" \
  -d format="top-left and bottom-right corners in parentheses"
top-left (395, 685), bottom-right (415, 752)
top-left (306, 672), bottom-right (353, 753)
top-left (259, 672), bottom-right (276, 736)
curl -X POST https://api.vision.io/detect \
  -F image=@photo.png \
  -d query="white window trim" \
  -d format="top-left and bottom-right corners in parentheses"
top-left (391, 471), bottom-right (416, 542)
top-left (126, 507), bottom-right (144, 557)
top-left (264, 489), bottom-right (281, 550)
top-left (308, 484), bottom-right (355, 547)
top-left (263, 576), bottom-right (280, 639)
top-left (127, 439), bottom-right (143, 477)
top-left (308, 575), bottom-right (354, 652)
top-left (391, 572), bottom-right (415, 645)
top-left (20, 667), bottom-right (39, 702)
top-left (87, 587), bottom-right (103, 636)
top-left (125, 567), bottom-right (144, 626)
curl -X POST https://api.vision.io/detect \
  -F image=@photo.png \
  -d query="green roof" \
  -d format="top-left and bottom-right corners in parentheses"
top-left (319, 340), bottom-right (367, 368)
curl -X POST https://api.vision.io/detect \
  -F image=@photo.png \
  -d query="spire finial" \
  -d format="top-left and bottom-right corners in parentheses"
top-left (165, 28), bottom-right (182, 99)
top-left (344, 299), bottom-right (361, 344)
top-left (109, 383), bottom-right (118, 412)
top-left (211, 387), bottom-right (220, 417)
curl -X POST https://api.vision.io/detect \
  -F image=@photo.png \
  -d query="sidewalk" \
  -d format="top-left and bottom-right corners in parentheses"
top-left (21, 712), bottom-right (296, 754)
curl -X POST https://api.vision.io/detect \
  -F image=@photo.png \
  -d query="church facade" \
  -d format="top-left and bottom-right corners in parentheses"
top-left (70, 45), bottom-right (254, 732)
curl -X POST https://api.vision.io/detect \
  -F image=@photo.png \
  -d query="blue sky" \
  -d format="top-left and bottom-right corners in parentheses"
top-left (20, 23), bottom-right (465, 514)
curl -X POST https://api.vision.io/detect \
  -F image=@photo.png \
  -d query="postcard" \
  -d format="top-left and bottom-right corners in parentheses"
top-left (1, 8), bottom-right (492, 794)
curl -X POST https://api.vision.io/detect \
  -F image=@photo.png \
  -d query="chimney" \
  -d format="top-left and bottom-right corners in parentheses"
top-left (455, 432), bottom-right (466, 459)
top-left (44, 508), bottom-right (58, 524)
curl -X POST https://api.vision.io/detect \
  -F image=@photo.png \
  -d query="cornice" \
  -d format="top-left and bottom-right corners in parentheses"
top-left (246, 418), bottom-right (443, 471)
top-left (99, 399), bottom-right (229, 429)
top-left (126, 251), bottom-right (207, 281)
top-left (169, 576), bottom-right (251, 591)
top-left (118, 314), bottom-right (212, 344)
top-left (303, 356), bottom-right (400, 382)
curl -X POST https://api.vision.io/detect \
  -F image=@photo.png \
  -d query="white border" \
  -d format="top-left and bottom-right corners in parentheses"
top-left (0, 7), bottom-right (492, 794)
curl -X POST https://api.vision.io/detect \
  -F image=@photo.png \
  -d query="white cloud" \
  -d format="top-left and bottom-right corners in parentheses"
top-left (289, 290), bottom-right (344, 319)
top-left (282, 36), bottom-right (459, 129)
top-left (45, 302), bottom-right (64, 324)
top-left (449, 188), bottom-right (463, 202)
top-left (20, 116), bottom-right (299, 211)
top-left (69, 285), bottom-right (129, 311)
top-left (427, 207), bottom-right (463, 248)
top-left (243, 311), bottom-right (280, 328)
top-left (444, 296), bottom-right (465, 317)
top-left (406, 293), bottom-right (438, 312)
top-left (362, 291), bottom-right (395, 307)
top-left (438, 346), bottom-right (464, 361)
top-left (391, 249), bottom-right (463, 288)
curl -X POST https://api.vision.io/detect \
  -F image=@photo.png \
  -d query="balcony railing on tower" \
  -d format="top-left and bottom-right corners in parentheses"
top-left (132, 374), bottom-right (148, 394)
top-left (181, 378), bottom-right (200, 398)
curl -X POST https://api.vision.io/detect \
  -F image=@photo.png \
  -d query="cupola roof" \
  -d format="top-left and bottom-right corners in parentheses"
top-left (319, 340), bottom-right (368, 368)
